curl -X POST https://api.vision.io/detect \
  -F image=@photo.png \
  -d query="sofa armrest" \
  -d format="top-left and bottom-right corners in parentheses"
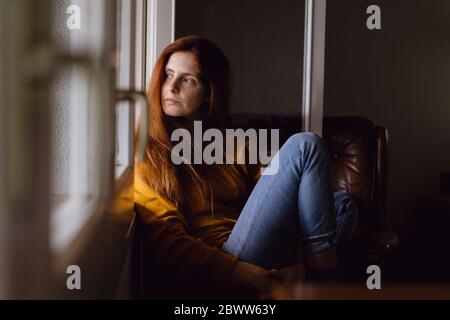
top-left (374, 126), bottom-right (389, 224)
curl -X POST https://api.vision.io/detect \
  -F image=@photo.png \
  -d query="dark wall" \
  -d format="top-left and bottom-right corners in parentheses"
top-left (324, 0), bottom-right (450, 239)
top-left (176, 0), bottom-right (305, 116)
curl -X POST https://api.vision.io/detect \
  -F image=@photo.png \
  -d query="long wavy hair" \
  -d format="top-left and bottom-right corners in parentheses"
top-left (136, 36), bottom-right (232, 211)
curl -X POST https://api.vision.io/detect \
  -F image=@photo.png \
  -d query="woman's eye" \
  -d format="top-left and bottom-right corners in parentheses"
top-left (183, 78), bottom-right (195, 84)
top-left (165, 73), bottom-right (173, 79)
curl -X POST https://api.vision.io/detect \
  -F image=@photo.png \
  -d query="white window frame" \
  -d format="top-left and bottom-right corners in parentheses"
top-left (302, 0), bottom-right (327, 136)
top-left (146, 0), bottom-right (175, 85)
top-left (51, 0), bottom-right (160, 254)
top-left (116, 0), bottom-right (137, 179)
top-left (116, 0), bottom-right (174, 179)
top-left (50, 0), bottom-right (116, 254)
top-left (0, 0), bottom-right (176, 297)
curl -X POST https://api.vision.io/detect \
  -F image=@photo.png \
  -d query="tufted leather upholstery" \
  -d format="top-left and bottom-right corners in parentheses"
top-left (226, 114), bottom-right (399, 261)
top-left (323, 117), bottom-right (384, 231)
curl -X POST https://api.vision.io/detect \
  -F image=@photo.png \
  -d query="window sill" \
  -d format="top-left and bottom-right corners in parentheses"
top-left (50, 168), bottom-right (135, 298)
top-left (50, 166), bottom-right (134, 255)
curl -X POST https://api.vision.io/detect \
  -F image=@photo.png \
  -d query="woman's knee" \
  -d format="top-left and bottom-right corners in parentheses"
top-left (284, 132), bottom-right (327, 153)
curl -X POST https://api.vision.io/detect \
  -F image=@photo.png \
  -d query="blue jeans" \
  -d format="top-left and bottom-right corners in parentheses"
top-left (222, 133), bottom-right (359, 270)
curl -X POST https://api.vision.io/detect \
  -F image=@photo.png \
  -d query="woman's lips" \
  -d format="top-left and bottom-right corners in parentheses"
top-left (164, 98), bottom-right (179, 105)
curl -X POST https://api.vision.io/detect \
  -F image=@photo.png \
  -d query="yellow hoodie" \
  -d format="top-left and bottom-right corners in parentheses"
top-left (134, 160), bottom-right (261, 290)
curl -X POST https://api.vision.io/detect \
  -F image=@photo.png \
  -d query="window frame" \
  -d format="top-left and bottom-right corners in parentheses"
top-left (50, 0), bottom-right (117, 255)
top-left (49, 0), bottom-right (174, 299)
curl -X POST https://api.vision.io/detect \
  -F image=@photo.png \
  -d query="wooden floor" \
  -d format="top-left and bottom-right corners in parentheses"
top-left (271, 282), bottom-right (450, 300)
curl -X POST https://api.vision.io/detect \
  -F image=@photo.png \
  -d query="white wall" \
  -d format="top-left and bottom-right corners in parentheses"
top-left (50, 0), bottom-right (72, 195)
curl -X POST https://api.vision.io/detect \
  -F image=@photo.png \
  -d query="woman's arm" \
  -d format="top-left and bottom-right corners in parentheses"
top-left (136, 204), bottom-right (238, 285)
top-left (230, 260), bottom-right (267, 291)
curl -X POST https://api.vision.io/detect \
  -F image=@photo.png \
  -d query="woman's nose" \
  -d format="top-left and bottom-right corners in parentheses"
top-left (167, 78), bottom-right (180, 93)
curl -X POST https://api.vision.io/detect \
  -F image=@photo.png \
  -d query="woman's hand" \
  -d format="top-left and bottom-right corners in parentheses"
top-left (266, 262), bottom-right (307, 283)
top-left (230, 261), bottom-right (285, 297)
top-left (257, 263), bottom-right (307, 300)
top-left (230, 261), bottom-right (306, 299)
top-left (230, 261), bottom-right (269, 292)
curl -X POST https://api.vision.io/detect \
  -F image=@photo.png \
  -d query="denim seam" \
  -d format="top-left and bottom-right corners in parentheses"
top-left (301, 229), bottom-right (337, 243)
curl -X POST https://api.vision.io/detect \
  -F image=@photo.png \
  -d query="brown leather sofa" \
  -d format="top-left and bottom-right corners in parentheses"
top-left (132, 114), bottom-right (399, 298)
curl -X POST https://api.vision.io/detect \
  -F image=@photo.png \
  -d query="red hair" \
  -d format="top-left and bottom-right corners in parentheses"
top-left (136, 36), bottom-right (232, 211)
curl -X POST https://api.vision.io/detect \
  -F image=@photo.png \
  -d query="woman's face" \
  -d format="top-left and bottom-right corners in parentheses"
top-left (161, 51), bottom-right (207, 120)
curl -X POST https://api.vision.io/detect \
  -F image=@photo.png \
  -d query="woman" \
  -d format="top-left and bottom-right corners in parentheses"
top-left (135, 36), bottom-right (358, 298)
